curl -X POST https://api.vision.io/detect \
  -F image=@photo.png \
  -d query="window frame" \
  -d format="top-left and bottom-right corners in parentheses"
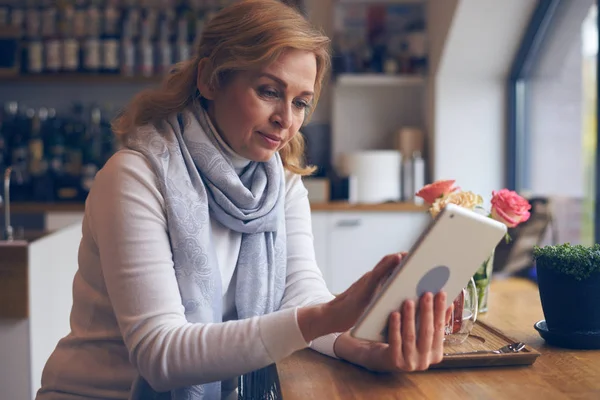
top-left (507, 0), bottom-right (600, 242)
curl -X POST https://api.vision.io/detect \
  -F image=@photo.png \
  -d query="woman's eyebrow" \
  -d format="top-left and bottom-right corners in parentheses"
top-left (258, 72), bottom-right (314, 97)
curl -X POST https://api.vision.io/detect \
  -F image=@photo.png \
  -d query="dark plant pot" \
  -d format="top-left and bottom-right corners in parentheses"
top-left (536, 264), bottom-right (600, 334)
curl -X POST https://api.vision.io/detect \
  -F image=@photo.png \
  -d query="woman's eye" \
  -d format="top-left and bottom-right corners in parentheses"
top-left (261, 88), bottom-right (279, 98)
top-left (294, 100), bottom-right (310, 109)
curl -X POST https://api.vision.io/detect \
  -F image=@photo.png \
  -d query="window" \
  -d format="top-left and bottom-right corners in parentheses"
top-left (509, 0), bottom-right (598, 245)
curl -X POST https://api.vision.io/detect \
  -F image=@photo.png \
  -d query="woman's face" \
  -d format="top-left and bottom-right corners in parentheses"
top-left (201, 49), bottom-right (317, 162)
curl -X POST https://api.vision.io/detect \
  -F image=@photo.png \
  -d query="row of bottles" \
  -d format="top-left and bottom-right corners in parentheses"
top-left (0, 101), bottom-right (118, 203)
top-left (331, 3), bottom-right (427, 77)
top-left (0, 0), bottom-right (236, 76)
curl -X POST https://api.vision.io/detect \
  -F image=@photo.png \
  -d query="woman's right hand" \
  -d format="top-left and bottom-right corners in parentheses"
top-left (297, 253), bottom-right (404, 342)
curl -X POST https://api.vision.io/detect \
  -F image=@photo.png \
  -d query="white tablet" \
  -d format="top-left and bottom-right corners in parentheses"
top-left (350, 203), bottom-right (507, 343)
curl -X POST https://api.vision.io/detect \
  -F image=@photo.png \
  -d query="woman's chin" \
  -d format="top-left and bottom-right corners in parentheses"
top-left (247, 148), bottom-right (278, 163)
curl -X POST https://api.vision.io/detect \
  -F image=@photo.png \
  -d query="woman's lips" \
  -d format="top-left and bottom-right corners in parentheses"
top-left (257, 131), bottom-right (282, 149)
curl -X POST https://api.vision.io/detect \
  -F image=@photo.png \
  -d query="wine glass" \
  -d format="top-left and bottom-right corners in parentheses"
top-left (444, 277), bottom-right (478, 345)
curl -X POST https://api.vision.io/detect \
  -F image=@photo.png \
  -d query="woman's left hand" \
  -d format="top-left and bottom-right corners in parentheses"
top-left (334, 291), bottom-right (452, 372)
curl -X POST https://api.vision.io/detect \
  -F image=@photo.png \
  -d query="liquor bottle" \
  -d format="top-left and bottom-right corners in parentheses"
top-left (60, 3), bottom-right (80, 73)
top-left (58, 103), bottom-right (85, 202)
top-left (8, 1), bottom-right (25, 34)
top-left (10, 106), bottom-right (31, 201)
top-left (29, 108), bottom-right (53, 201)
top-left (174, 2), bottom-right (191, 63)
top-left (138, 18), bottom-right (154, 77)
top-left (0, 3), bottom-right (9, 27)
top-left (0, 115), bottom-right (7, 176)
top-left (412, 151), bottom-right (425, 205)
top-left (123, 0), bottom-right (141, 41)
top-left (83, 0), bottom-right (101, 73)
top-left (100, 103), bottom-right (119, 163)
top-left (156, 6), bottom-right (174, 75)
top-left (0, 103), bottom-right (12, 175)
top-left (101, 0), bottom-right (120, 74)
top-left (80, 106), bottom-right (103, 199)
top-left (42, 1), bottom-right (62, 74)
top-left (25, 0), bottom-right (43, 74)
top-left (120, 22), bottom-right (136, 76)
top-left (46, 108), bottom-right (67, 201)
top-left (9, 1), bottom-right (26, 73)
top-left (73, 0), bottom-right (86, 38)
top-left (191, 5), bottom-right (206, 51)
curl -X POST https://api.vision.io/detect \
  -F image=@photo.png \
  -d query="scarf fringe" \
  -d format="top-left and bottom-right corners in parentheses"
top-left (238, 364), bottom-right (282, 400)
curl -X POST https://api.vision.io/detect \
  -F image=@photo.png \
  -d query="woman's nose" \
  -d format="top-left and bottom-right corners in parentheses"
top-left (270, 103), bottom-right (293, 130)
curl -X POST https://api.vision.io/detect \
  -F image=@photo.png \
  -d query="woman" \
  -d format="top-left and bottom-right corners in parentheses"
top-left (36, 1), bottom-right (449, 399)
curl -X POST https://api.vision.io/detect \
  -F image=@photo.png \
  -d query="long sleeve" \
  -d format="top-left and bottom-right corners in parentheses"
top-left (281, 172), bottom-right (342, 358)
top-left (87, 150), bottom-right (309, 392)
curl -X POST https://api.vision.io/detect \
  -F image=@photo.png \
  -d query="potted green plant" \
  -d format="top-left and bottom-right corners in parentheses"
top-left (533, 243), bottom-right (600, 349)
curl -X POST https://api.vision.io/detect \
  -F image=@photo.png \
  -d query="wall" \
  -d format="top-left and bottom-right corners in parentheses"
top-left (429, 0), bottom-right (537, 202)
top-left (425, 0), bottom-right (459, 183)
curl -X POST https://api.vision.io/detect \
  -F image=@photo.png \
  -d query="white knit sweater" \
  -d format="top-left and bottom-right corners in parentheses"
top-left (36, 140), bottom-right (339, 399)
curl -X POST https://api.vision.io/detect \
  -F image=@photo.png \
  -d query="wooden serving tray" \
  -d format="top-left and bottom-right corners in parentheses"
top-left (430, 320), bottom-right (541, 369)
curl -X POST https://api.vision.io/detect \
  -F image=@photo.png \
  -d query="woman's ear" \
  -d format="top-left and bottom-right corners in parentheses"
top-left (196, 58), bottom-right (216, 100)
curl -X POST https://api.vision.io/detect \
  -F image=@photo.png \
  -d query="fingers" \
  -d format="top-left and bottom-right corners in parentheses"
top-left (372, 253), bottom-right (402, 283)
top-left (416, 293), bottom-right (434, 370)
top-left (401, 299), bottom-right (417, 371)
top-left (387, 311), bottom-right (403, 367)
top-left (430, 292), bottom-right (448, 364)
top-left (369, 254), bottom-right (402, 296)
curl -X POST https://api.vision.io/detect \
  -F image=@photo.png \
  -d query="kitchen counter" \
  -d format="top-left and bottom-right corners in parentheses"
top-left (5, 201), bottom-right (428, 214)
top-left (0, 223), bottom-right (82, 400)
top-left (0, 229), bottom-right (59, 319)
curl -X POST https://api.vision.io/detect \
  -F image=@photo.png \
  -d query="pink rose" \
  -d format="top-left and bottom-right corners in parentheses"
top-left (490, 189), bottom-right (531, 228)
top-left (415, 180), bottom-right (459, 205)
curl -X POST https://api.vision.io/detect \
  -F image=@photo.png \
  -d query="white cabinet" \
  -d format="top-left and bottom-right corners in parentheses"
top-left (310, 212), bottom-right (331, 285)
top-left (311, 211), bottom-right (429, 294)
top-left (45, 212), bottom-right (84, 232)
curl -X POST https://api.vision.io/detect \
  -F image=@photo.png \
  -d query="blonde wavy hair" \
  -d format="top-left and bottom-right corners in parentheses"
top-left (112, 0), bottom-right (331, 176)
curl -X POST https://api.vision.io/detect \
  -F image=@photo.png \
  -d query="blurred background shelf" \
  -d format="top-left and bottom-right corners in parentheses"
top-left (0, 74), bottom-right (163, 85)
top-left (334, 73), bottom-right (426, 87)
top-left (336, 0), bottom-right (425, 4)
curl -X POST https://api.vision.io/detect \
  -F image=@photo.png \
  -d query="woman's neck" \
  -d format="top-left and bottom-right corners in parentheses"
top-left (203, 106), bottom-right (251, 175)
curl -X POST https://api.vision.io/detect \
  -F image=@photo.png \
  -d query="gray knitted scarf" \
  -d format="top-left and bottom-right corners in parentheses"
top-left (125, 104), bottom-right (287, 399)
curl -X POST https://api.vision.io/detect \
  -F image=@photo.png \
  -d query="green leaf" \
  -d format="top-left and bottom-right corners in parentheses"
top-left (532, 243), bottom-right (600, 281)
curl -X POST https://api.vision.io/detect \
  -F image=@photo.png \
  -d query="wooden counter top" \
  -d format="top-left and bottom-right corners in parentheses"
top-left (277, 278), bottom-right (600, 399)
top-left (5, 202), bottom-right (86, 213)
top-left (5, 201), bottom-right (427, 213)
top-left (310, 201), bottom-right (428, 212)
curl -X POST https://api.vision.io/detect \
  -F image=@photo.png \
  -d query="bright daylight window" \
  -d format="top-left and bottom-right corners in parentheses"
top-left (512, 0), bottom-right (598, 246)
